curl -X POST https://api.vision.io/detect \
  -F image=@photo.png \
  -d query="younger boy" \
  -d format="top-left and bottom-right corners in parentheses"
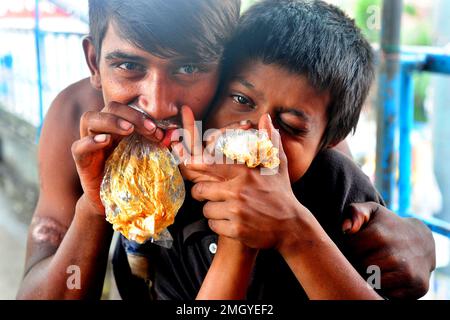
top-left (169, 0), bottom-right (406, 299)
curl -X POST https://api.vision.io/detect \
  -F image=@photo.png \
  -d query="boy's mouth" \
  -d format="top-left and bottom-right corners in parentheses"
top-left (161, 128), bottom-right (178, 148)
top-left (127, 103), bottom-right (181, 130)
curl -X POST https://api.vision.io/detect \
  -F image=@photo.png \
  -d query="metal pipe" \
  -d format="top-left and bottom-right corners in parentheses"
top-left (398, 64), bottom-right (414, 215)
top-left (375, 0), bottom-right (404, 208)
top-left (34, 0), bottom-right (44, 137)
top-left (425, 53), bottom-right (450, 74)
top-left (432, 0), bottom-right (450, 259)
top-left (399, 211), bottom-right (450, 238)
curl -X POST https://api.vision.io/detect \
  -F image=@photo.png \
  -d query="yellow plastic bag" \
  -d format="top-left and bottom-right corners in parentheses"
top-left (100, 133), bottom-right (185, 246)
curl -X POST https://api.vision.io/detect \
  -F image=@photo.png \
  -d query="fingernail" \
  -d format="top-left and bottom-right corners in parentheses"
top-left (342, 219), bottom-right (352, 234)
top-left (144, 119), bottom-right (156, 131)
top-left (94, 134), bottom-right (108, 143)
top-left (155, 129), bottom-right (164, 141)
top-left (118, 119), bottom-right (133, 130)
top-left (240, 120), bottom-right (250, 126)
top-left (267, 114), bottom-right (272, 122)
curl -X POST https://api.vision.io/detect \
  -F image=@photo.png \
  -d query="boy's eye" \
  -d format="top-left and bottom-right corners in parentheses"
top-left (176, 64), bottom-right (200, 75)
top-left (117, 62), bottom-right (145, 72)
top-left (276, 114), bottom-right (309, 137)
top-left (231, 94), bottom-right (255, 109)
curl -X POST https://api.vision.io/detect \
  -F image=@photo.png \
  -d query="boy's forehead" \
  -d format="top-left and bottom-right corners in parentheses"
top-left (101, 21), bottom-right (212, 63)
top-left (234, 61), bottom-right (329, 102)
top-left (226, 61), bottom-right (330, 123)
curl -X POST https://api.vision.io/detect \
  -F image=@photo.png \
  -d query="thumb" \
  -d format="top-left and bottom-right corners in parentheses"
top-left (343, 202), bottom-right (378, 234)
top-left (181, 105), bottom-right (203, 159)
top-left (258, 113), bottom-right (274, 136)
top-left (258, 114), bottom-right (287, 170)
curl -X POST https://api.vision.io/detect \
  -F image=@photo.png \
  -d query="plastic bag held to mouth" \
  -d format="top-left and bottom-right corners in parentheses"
top-left (216, 129), bottom-right (280, 169)
top-left (100, 133), bottom-right (185, 246)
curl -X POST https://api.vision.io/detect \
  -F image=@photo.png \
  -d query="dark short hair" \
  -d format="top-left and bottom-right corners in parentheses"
top-left (88, 0), bottom-right (241, 62)
top-left (222, 0), bottom-right (374, 149)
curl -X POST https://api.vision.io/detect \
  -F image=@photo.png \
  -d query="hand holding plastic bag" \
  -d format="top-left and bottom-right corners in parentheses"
top-left (100, 133), bottom-right (185, 246)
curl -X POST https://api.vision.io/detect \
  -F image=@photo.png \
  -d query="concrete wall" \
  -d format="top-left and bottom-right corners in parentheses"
top-left (0, 106), bottom-right (39, 224)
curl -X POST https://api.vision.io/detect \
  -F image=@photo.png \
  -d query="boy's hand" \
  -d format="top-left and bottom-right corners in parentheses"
top-left (171, 105), bottom-right (251, 183)
top-left (80, 101), bottom-right (165, 142)
top-left (343, 202), bottom-right (436, 299)
top-left (182, 113), bottom-right (307, 250)
top-left (71, 101), bottom-right (165, 215)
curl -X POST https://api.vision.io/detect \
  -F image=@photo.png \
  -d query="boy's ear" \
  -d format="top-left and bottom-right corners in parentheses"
top-left (82, 36), bottom-right (102, 90)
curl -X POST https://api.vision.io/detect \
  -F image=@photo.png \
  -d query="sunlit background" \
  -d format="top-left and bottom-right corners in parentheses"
top-left (0, 0), bottom-right (449, 299)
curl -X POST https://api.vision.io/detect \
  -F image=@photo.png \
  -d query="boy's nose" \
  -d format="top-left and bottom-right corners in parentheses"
top-left (137, 73), bottom-right (179, 121)
top-left (247, 110), bottom-right (277, 130)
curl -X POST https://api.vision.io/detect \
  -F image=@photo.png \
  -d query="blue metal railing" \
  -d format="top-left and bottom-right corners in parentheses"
top-left (0, 0), bottom-right (88, 130)
top-left (35, 0), bottom-right (45, 135)
top-left (0, 29), bottom-right (88, 128)
top-left (376, 0), bottom-right (450, 238)
top-left (379, 49), bottom-right (450, 238)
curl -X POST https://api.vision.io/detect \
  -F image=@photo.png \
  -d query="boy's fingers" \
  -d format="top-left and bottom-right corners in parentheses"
top-left (203, 201), bottom-right (230, 220)
top-left (71, 135), bottom-right (111, 168)
top-left (80, 111), bottom-right (135, 138)
top-left (258, 114), bottom-right (287, 170)
top-left (181, 105), bottom-right (203, 157)
top-left (192, 181), bottom-right (234, 202)
top-left (343, 202), bottom-right (378, 234)
top-left (342, 219), bottom-right (353, 234)
top-left (208, 219), bottom-right (233, 239)
top-left (180, 164), bottom-right (223, 184)
top-left (101, 102), bottom-right (163, 142)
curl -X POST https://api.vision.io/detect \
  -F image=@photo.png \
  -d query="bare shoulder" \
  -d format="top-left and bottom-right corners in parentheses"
top-left (43, 77), bottom-right (103, 141)
top-left (23, 78), bottom-right (104, 273)
top-left (33, 78), bottom-right (103, 230)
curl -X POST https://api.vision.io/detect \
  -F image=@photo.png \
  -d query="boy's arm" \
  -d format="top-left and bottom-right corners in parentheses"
top-left (17, 80), bottom-right (113, 299)
top-left (18, 77), bottom-right (167, 299)
top-left (196, 237), bottom-right (257, 300)
top-left (277, 205), bottom-right (383, 300)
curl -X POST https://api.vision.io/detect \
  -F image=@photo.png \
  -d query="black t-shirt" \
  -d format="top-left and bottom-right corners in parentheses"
top-left (112, 149), bottom-right (384, 300)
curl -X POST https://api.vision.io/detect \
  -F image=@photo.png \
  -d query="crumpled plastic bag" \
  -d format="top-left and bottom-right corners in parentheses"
top-left (100, 133), bottom-right (185, 246)
top-left (216, 129), bottom-right (280, 169)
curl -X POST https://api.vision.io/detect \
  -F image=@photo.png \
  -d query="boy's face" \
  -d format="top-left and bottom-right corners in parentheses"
top-left (207, 60), bottom-right (330, 182)
top-left (91, 22), bottom-right (221, 120)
